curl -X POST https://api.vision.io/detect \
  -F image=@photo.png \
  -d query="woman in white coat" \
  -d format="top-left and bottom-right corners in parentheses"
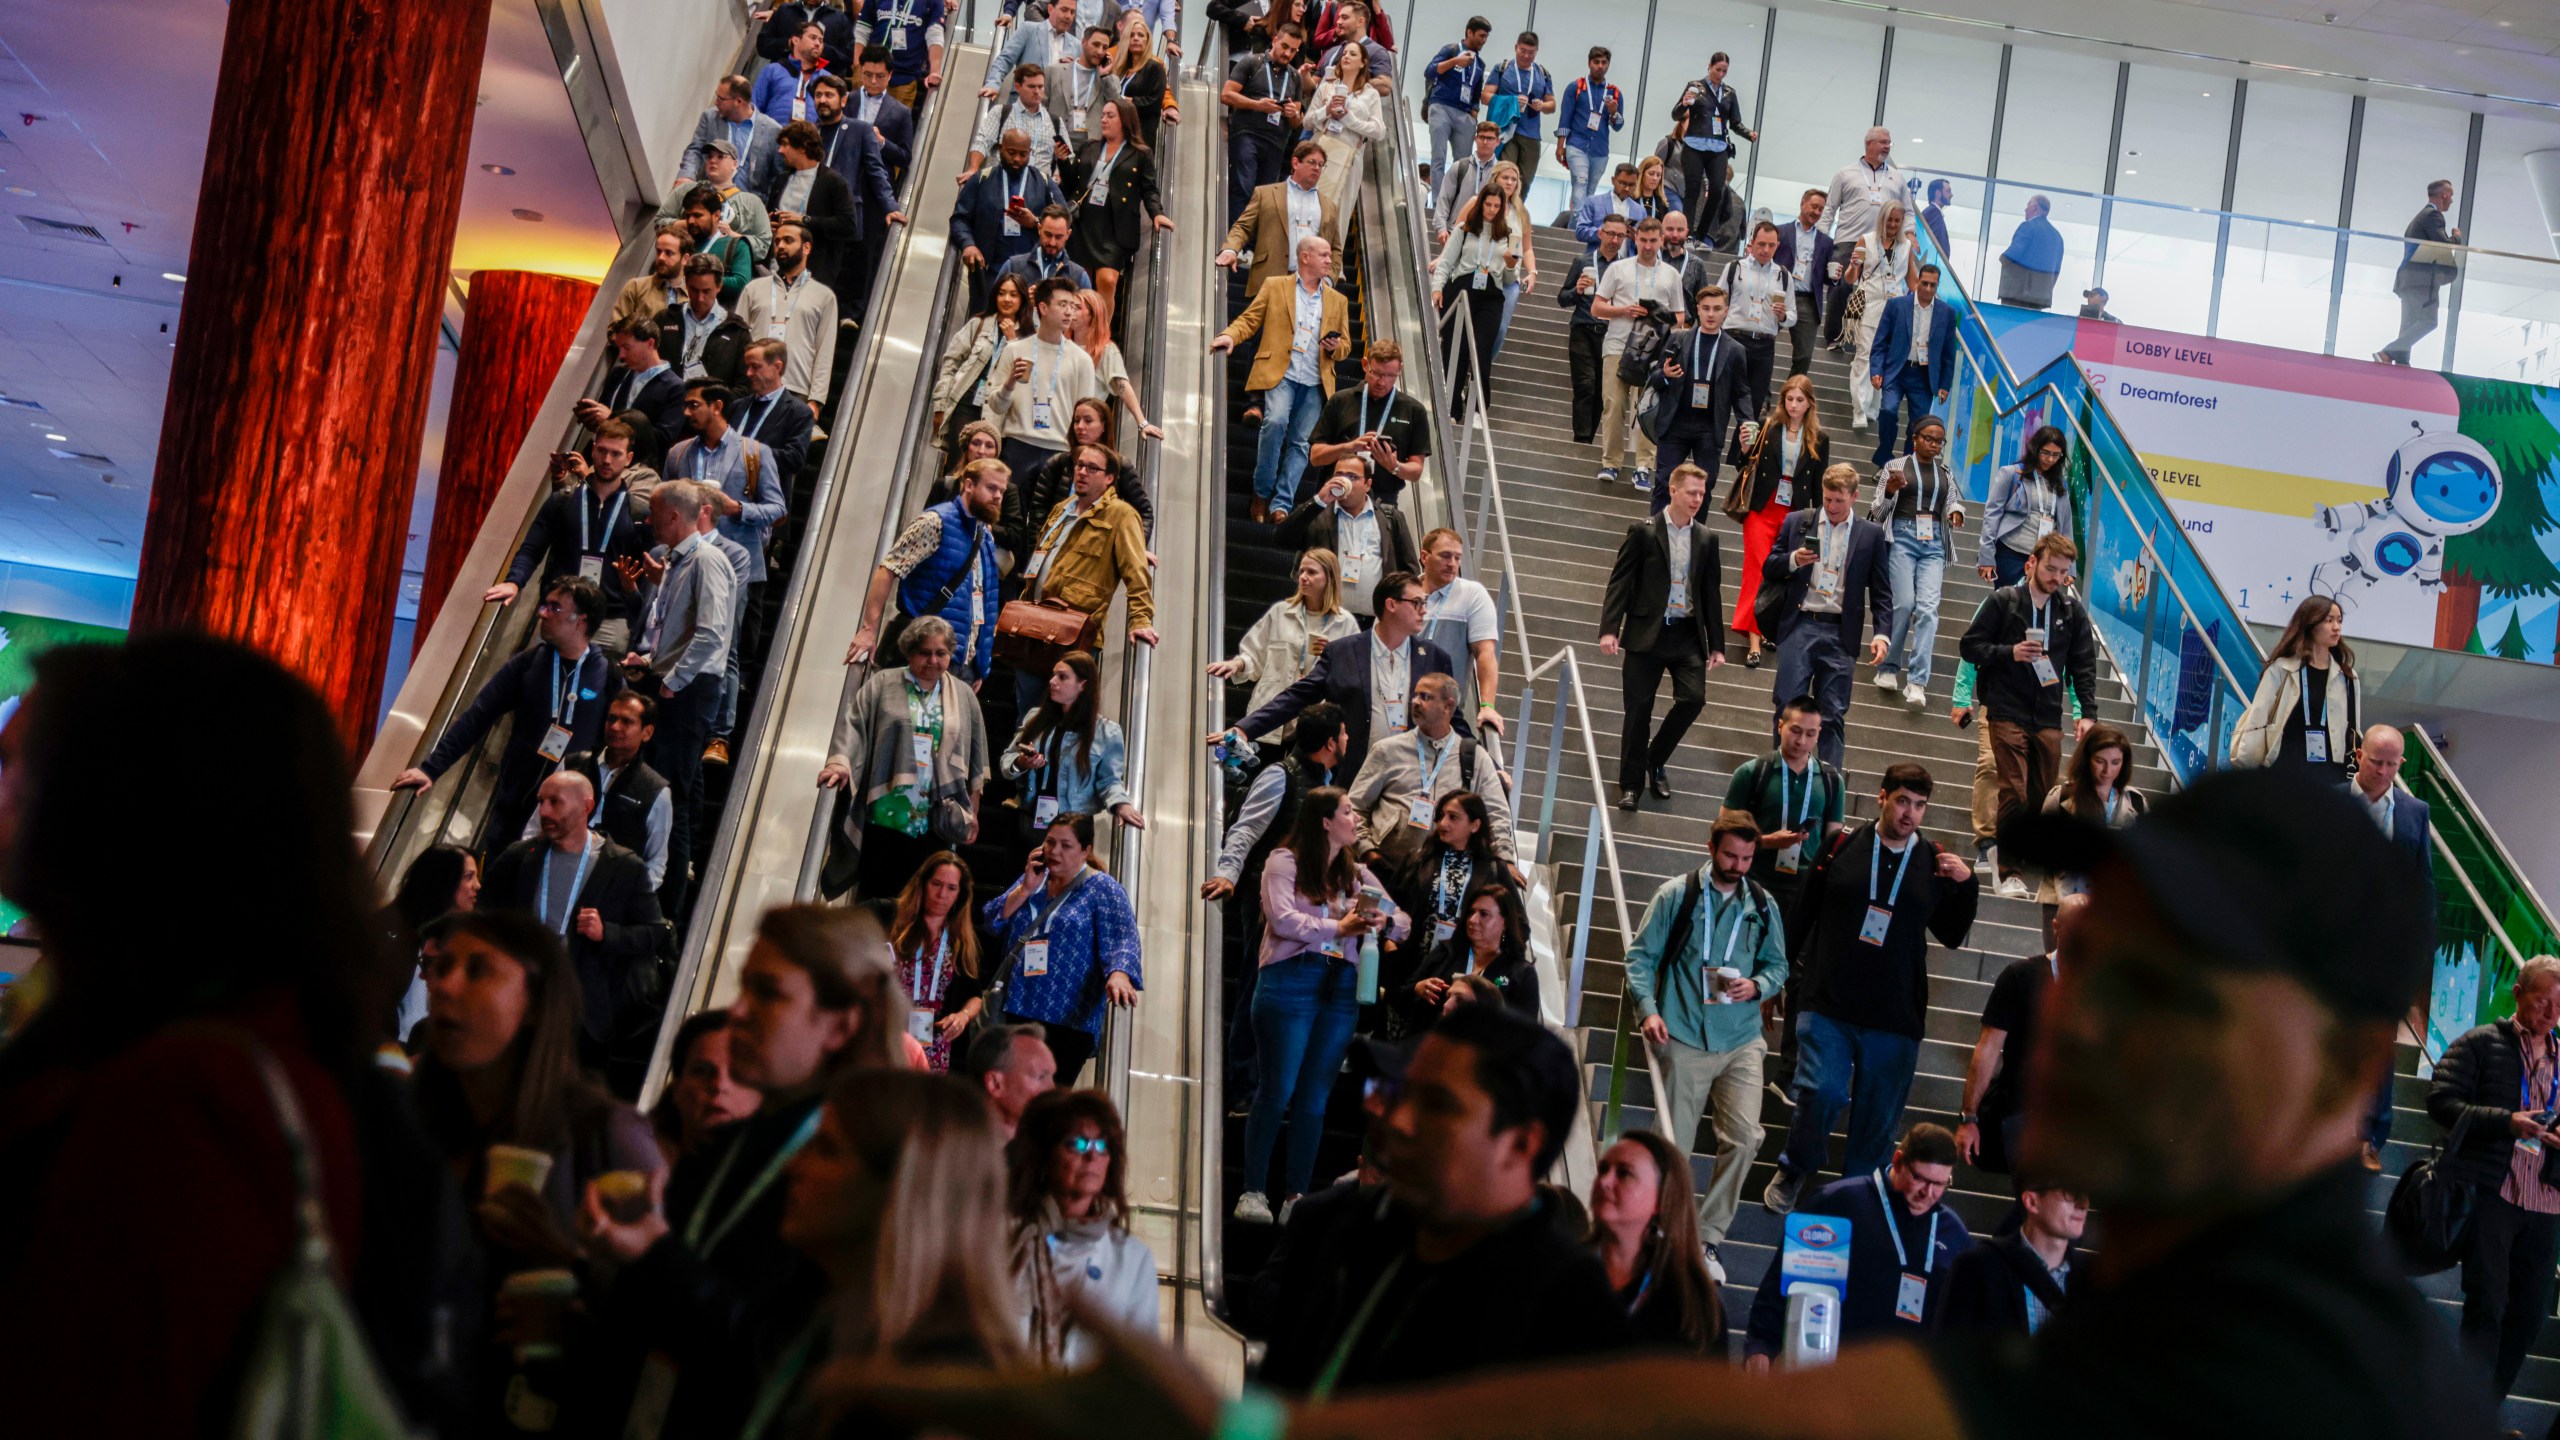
top-left (1009, 1089), bottom-right (1158, 1370)
top-left (1306, 44), bottom-right (1386, 241)
top-left (2229, 594), bottom-right (2359, 787)
top-left (1843, 200), bottom-right (1918, 431)
top-left (1208, 548), bottom-right (1361, 742)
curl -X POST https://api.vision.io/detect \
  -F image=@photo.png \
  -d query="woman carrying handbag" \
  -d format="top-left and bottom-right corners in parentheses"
top-left (1723, 374), bottom-right (1827, 668)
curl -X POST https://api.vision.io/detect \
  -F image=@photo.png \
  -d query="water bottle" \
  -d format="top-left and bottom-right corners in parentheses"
top-left (1355, 886), bottom-right (1385, 1004)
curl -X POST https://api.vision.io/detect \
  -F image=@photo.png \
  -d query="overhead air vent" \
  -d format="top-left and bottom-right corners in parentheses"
top-left (47, 446), bottom-right (111, 464)
top-left (18, 215), bottom-right (108, 245)
top-left (0, 393), bottom-right (45, 411)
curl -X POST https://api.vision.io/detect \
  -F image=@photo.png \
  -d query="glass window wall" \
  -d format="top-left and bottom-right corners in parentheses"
top-left (1751, 10), bottom-right (1885, 231)
top-left (1880, 26), bottom-right (2002, 289)
top-left (1631, 1), bottom-right (1768, 220)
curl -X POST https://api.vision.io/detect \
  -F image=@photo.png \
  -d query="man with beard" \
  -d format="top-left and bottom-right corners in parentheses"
top-left (845, 455), bottom-right (1007, 682)
top-left (614, 224), bottom-right (694, 328)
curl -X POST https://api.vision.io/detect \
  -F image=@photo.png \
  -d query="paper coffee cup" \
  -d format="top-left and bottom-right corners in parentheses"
top-left (593, 1169), bottom-right (653, 1223)
top-left (484, 1144), bottom-right (556, 1198)
top-left (499, 1268), bottom-right (580, 1360)
top-left (1711, 966), bottom-right (1743, 1002)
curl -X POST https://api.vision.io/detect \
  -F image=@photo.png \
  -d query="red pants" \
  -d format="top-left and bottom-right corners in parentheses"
top-left (1732, 496), bottom-right (1791, 637)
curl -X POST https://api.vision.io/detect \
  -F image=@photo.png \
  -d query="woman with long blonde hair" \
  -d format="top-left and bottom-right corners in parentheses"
top-left (1208, 547), bottom-right (1361, 733)
top-left (1725, 373), bottom-right (1830, 667)
top-left (1844, 200), bottom-right (1918, 430)
top-left (1632, 154), bottom-right (1682, 223)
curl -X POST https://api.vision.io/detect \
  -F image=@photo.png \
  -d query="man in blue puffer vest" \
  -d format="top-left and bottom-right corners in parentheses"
top-left (847, 456), bottom-right (1008, 681)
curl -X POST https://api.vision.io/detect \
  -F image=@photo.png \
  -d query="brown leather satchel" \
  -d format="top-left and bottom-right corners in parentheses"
top-left (994, 597), bottom-right (1101, 673)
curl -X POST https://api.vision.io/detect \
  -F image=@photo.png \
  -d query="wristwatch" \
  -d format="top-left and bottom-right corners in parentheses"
top-left (1957, 1113), bottom-right (1980, 1127)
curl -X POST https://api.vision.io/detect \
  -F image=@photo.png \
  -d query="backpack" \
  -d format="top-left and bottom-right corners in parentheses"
top-left (1653, 868), bottom-right (1779, 1010)
top-left (1748, 754), bottom-right (1842, 830)
top-left (1616, 300), bottom-right (1674, 387)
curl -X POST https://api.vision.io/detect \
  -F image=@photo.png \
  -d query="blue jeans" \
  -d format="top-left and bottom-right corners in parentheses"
top-left (1254, 376), bottom-right (1325, 510)
top-left (1771, 623), bottom-right (1852, 771)
top-left (1784, 1010), bottom-right (1921, 1182)
top-left (1563, 145), bottom-right (1608, 215)
top-left (1426, 103), bottom-right (1476, 187)
top-left (1881, 518), bottom-right (1946, 689)
top-left (1231, 135), bottom-right (1286, 221)
top-left (1872, 371), bottom-right (1937, 466)
top-left (1243, 953), bottom-right (1360, 1196)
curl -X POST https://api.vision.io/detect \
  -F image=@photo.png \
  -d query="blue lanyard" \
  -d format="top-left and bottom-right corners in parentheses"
top-left (580, 486), bottom-right (627, 555)
top-left (537, 838), bottom-right (600, 930)
top-left (685, 1105), bottom-right (825, 1257)
top-left (1868, 832), bottom-right (1913, 908)
top-left (1417, 733), bottom-right (1457, 798)
top-left (2525, 1036), bottom-right (2559, 1115)
top-left (549, 650), bottom-right (583, 725)
top-left (1778, 760), bottom-right (1817, 832)
top-left (1691, 329), bottom-right (1721, 383)
top-left (1872, 1170), bottom-right (1941, 1273)
top-left (1359, 384), bottom-right (1395, 435)
top-left (1695, 876), bottom-right (1748, 973)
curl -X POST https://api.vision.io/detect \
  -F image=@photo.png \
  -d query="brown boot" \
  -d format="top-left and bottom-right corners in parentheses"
top-left (1248, 497), bottom-right (1270, 524)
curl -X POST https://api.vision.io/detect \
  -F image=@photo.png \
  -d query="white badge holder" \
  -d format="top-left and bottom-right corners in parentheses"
top-left (2032, 656), bottom-right (2060, 687)
top-left (1472, 269), bottom-right (1490, 291)
top-left (1667, 580), bottom-right (1691, 617)
top-left (1434, 919), bottom-right (1456, 946)
top-left (1023, 939), bottom-right (1051, 977)
top-left (1408, 804), bottom-right (1432, 829)
top-left (1814, 563), bottom-right (1843, 599)
top-left (2305, 730), bottom-right (2330, 764)
top-left (537, 723), bottom-right (575, 763)
top-left (1858, 904), bottom-right (1893, 945)
top-left (1586, 109), bottom-right (1601, 130)
top-left (1002, 212), bottom-right (1022, 236)
top-left (2029, 513), bottom-right (2052, 542)
top-left (1031, 397), bottom-right (1056, 432)
top-left (1386, 701), bottom-right (1409, 730)
top-left (910, 731), bottom-right (936, 771)
top-left (1772, 479), bottom-right (1792, 508)
top-left (908, 1010), bottom-right (937, 1044)
top-left (1894, 1272), bottom-right (1929, 1323)
top-left (1033, 795), bottom-right (1061, 828)
top-left (1914, 515), bottom-right (1935, 544)
top-left (1775, 840), bottom-right (1804, 875)
top-left (578, 555), bottom-right (606, 583)
top-left (1071, 106), bottom-right (1089, 131)
top-left (1691, 382), bottom-right (1713, 409)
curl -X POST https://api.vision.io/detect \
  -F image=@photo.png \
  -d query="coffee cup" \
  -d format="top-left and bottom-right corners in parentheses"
top-left (1711, 966), bottom-right (1743, 1002)
top-left (485, 1144), bottom-right (555, 1199)
top-left (499, 1268), bottom-right (581, 1360)
top-left (593, 1169), bottom-right (653, 1224)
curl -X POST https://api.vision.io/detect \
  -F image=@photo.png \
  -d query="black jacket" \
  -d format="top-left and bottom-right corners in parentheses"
top-left (1556, 245), bottom-right (1621, 330)
top-left (418, 643), bottom-right (621, 815)
top-left (816, 115), bottom-right (901, 237)
top-left (1788, 822), bottom-right (1978, 1040)
top-left (1389, 937), bottom-right (1539, 1030)
top-left (765, 163), bottom-right (862, 298)
top-left (1648, 324), bottom-right (1758, 440)
top-left (561, 749), bottom-right (670, 874)
top-left (1600, 513), bottom-right (1726, 657)
top-left (1275, 501), bottom-right (1420, 588)
top-left (481, 835), bottom-right (666, 1041)
top-left (1729, 421), bottom-right (1829, 516)
top-left (1958, 582), bottom-right (2101, 732)
top-left (1237, 629), bottom-right (1465, 785)
top-left (1256, 1190), bottom-right (1632, 1394)
top-left (505, 481), bottom-right (654, 622)
top-left (755, 1), bottom-right (857, 71)
top-left (2428, 1019), bottom-right (2560, 1192)
top-left (1061, 138), bottom-right (1162, 268)
top-left (653, 304), bottom-right (755, 391)
top-left (594, 363), bottom-right (688, 458)
top-left (728, 384), bottom-right (816, 492)
top-left (1936, 1233), bottom-right (2072, 1338)
top-left (1745, 1171), bottom-right (1970, 1356)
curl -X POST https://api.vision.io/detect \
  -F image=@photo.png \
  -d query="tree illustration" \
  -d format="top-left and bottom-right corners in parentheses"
top-left (2490, 606), bottom-right (2533, 660)
top-left (2439, 375), bottom-right (2560, 652)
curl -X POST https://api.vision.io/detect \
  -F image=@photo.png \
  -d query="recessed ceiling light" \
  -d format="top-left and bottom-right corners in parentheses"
top-left (481, 163), bottom-right (517, 175)
top-left (510, 208), bottom-right (546, 222)
top-left (42, 432), bottom-right (66, 441)
top-left (1910, 137), bottom-right (1925, 144)
top-left (2125, 168), bottom-right (2139, 175)
top-left (29, 490), bottom-right (57, 501)
top-left (161, 271), bottom-right (185, 282)
top-left (2497, 18), bottom-right (2511, 25)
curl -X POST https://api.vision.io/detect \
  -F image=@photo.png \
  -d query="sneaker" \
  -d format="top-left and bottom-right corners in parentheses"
top-left (703, 737), bottom-right (732, 766)
top-left (1976, 842), bottom-right (1998, 876)
top-left (1851, 415), bottom-right (1869, 432)
top-left (1631, 468), bottom-right (1653, 493)
top-left (1279, 1196), bottom-right (1300, 1226)
top-left (1763, 1168), bottom-right (1810, 1216)
top-left (1764, 1079), bottom-right (1794, 1109)
top-left (1996, 874), bottom-right (2033, 900)
top-left (1596, 465), bottom-right (1619, 484)
top-left (1233, 1191), bottom-right (1275, 1224)
top-left (1903, 682), bottom-right (1928, 709)
top-left (1703, 1243), bottom-right (1728, 1285)
top-left (1874, 669), bottom-right (1900, 694)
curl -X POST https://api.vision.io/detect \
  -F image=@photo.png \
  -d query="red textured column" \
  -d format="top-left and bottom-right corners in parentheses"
top-left (132, 0), bottom-right (493, 754)
top-left (414, 270), bottom-right (600, 651)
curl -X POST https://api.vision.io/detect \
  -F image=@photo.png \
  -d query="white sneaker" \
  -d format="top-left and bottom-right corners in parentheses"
top-left (1233, 1191), bottom-right (1275, 1224)
top-left (1875, 669), bottom-right (1900, 693)
top-left (1976, 843), bottom-right (1998, 876)
top-left (1279, 1196), bottom-right (1299, 1226)
top-left (1851, 415), bottom-right (1870, 432)
top-left (1997, 875), bottom-right (2032, 900)
top-left (1903, 682), bottom-right (1928, 709)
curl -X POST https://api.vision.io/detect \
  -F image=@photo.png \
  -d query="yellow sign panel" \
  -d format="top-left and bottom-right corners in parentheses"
top-left (2139, 454), bottom-right (2379, 517)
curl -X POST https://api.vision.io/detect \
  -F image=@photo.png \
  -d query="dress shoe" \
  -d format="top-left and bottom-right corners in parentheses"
top-left (1616, 788), bottom-right (1640, 813)
top-left (1248, 497), bottom-right (1269, 524)
top-left (1649, 767), bottom-right (1673, 800)
top-left (1744, 646), bottom-right (1763, 669)
top-left (703, 737), bottom-right (732, 767)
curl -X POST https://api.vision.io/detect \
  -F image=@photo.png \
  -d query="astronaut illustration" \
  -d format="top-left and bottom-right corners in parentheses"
top-left (2308, 422), bottom-right (2501, 613)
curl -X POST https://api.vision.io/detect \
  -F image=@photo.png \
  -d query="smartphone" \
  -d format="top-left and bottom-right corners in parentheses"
top-left (1322, 329), bottom-right (1345, 345)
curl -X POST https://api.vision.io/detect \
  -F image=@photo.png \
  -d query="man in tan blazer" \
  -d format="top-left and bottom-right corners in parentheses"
top-left (1213, 233), bottom-right (1351, 522)
top-left (1217, 142), bottom-right (1343, 299)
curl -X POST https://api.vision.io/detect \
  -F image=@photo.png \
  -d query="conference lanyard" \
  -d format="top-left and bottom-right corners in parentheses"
top-left (775, 270), bottom-right (809, 332)
top-left (536, 837), bottom-right (599, 931)
top-left (1359, 384), bottom-right (1396, 436)
top-left (1778, 760), bottom-right (1818, 833)
top-left (918, 927), bottom-right (952, 1004)
top-left (1031, 868), bottom-right (1097, 944)
top-left (1872, 1170), bottom-right (1941, 1274)
top-left (579, 487), bottom-right (628, 556)
top-left (1001, 166), bottom-right (1026, 216)
top-left (1907, 458), bottom-right (1945, 516)
top-left (694, 436), bottom-right (729, 486)
top-left (2525, 1038), bottom-right (2560, 1116)
top-left (685, 1104), bottom-right (826, 1258)
top-left (1085, 141), bottom-right (1123, 204)
top-left (1311, 1250), bottom-right (1408, 1401)
top-left (1690, 329), bottom-right (1722, 386)
top-left (1072, 65), bottom-right (1098, 112)
top-left (1264, 62), bottom-right (1287, 122)
top-left (1417, 733), bottom-right (1457, 801)
top-left (1869, 833), bottom-right (1913, 908)
top-left (550, 651), bottom-right (584, 726)
top-left (1695, 877), bottom-right (1748, 976)
top-left (2027, 593), bottom-right (2051, 639)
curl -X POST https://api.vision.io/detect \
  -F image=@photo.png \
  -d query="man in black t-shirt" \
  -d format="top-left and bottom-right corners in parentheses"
top-left (1955, 892), bottom-right (2085, 1179)
top-left (1307, 341), bottom-right (1433, 509)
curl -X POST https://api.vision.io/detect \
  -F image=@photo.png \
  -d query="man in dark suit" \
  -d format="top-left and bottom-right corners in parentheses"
top-left (655, 254), bottom-right (755, 390)
top-left (757, 0), bottom-right (857, 73)
top-left (2382, 179), bottom-right (2460, 366)
top-left (1225, 569), bottom-right (1469, 784)
top-left (483, 770), bottom-right (667, 1095)
top-left (1645, 283), bottom-right (1756, 516)
top-left (845, 48), bottom-right (916, 175)
top-left (1867, 263), bottom-right (1957, 467)
top-left (681, 77), bottom-right (786, 194)
top-left (808, 72), bottom-right (904, 321)
top-left (1772, 189), bottom-right (1834, 378)
top-left (1599, 463), bottom-right (1725, 811)
top-left (730, 338), bottom-right (817, 495)
top-left (950, 129), bottom-right (1068, 313)
top-left (393, 577), bottom-right (622, 849)
top-left (1759, 465), bottom-right (1892, 771)
top-left (1936, 1179), bottom-right (2085, 1338)
top-left (2351, 722), bottom-right (2434, 1164)
top-left (765, 120), bottom-right (863, 304)
top-left (1275, 456), bottom-right (1419, 619)
top-left (577, 317), bottom-right (688, 462)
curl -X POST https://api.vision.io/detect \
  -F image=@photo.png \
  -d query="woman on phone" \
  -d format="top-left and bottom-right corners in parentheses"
top-left (883, 852), bottom-right (986, 1073)
top-left (1725, 374), bottom-right (1828, 668)
top-left (1007, 1089), bottom-right (1158, 1368)
top-left (933, 271), bottom-right (1030, 449)
top-left (2229, 594), bottom-right (2358, 786)
top-left (1978, 425), bottom-right (2075, 586)
top-left (1393, 880), bottom-right (1538, 1031)
top-left (1305, 45), bottom-right (1385, 235)
top-left (1112, 19), bottom-right (1179, 144)
top-left (1432, 164), bottom-right (1528, 415)
top-left (1208, 548), bottom-right (1360, 738)
top-left (1588, 1130), bottom-right (1725, 1351)
top-left (983, 813), bottom-right (1144, 1086)
top-left (1000, 650), bottom-right (1144, 836)
top-left (1235, 786), bottom-right (1408, 1224)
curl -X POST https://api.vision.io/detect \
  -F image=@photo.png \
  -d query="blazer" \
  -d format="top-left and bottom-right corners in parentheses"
top-left (484, 835), bottom-right (666, 1040)
top-left (846, 90), bottom-right (915, 174)
top-left (1044, 62), bottom-right (1125, 149)
top-left (418, 643), bottom-right (622, 813)
top-left (816, 115), bottom-right (900, 239)
top-left (1773, 220), bottom-right (1834, 293)
top-left (595, 364), bottom-right (687, 452)
top-left (764, 163), bottom-right (862, 297)
top-left (727, 384), bottom-right (816, 491)
top-left (1238, 629), bottom-right (1467, 782)
top-left (949, 162), bottom-right (1069, 262)
top-left (1222, 275), bottom-right (1351, 394)
top-left (1935, 1233), bottom-right (2071, 1339)
top-left (1646, 325), bottom-right (1756, 440)
top-left (1226, 181), bottom-right (1343, 295)
top-left (1276, 499), bottom-right (1419, 582)
top-left (2377, 788), bottom-right (2436, 903)
top-left (1757, 509), bottom-right (1891, 648)
top-left (1729, 422), bottom-right (1828, 516)
top-left (756, 0), bottom-right (858, 72)
top-left (682, 107), bottom-right (784, 194)
top-left (2396, 204), bottom-right (2456, 294)
top-left (1571, 191), bottom-right (1643, 246)
top-left (1060, 139), bottom-right (1161, 262)
top-left (504, 482), bottom-right (655, 622)
top-left (1869, 293), bottom-right (1957, 393)
top-left (1600, 513), bottom-right (1726, 657)
top-left (652, 304), bottom-right (754, 390)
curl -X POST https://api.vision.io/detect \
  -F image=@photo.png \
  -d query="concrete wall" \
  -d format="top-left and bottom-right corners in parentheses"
top-left (589, 0), bottom-right (750, 192)
top-left (2431, 708), bottom-right (2560, 921)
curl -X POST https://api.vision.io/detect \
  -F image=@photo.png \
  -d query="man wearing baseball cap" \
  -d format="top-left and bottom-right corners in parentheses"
top-left (2076, 286), bottom-right (2116, 323)
top-left (849, 766), bottom-right (2499, 1440)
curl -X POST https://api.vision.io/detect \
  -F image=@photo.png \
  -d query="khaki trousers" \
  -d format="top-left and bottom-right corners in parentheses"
top-left (1660, 1035), bottom-right (1767, 1246)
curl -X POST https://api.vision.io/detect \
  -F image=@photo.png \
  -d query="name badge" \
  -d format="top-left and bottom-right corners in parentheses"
top-left (537, 723), bottom-right (575, 762)
top-left (2032, 656), bottom-right (2059, 687)
top-left (1691, 381), bottom-right (1713, 410)
top-left (578, 554), bottom-right (606, 583)
top-left (792, 96), bottom-right (808, 120)
top-left (1814, 563), bottom-right (1842, 597)
top-left (1003, 213), bottom-right (1023, 236)
top-left (1071, 105), bottom-right (1089, 131)
top-left (1859, 904), bottom-right (1893, 945)
top-left (1341, 554), bottom-right (1377, 588)
top-left (911, 731), bottom-right (936, 770)
top-left (1772, 479), bottom-right (1792, 508)
top-left (1320, 933), bottom-right (1345, 959)
top-left (1775, 839), bottom-right (1803, 875)
top-left (1585, 109), bottom-right (1600, 130)
top-left (908, 1010), bottom-right (938, 1044)
top-left (1914, 515), bottom-right (1936, 544)
top-left (2522, 1135), bottom-right (2544, 1158)
top-left (1472, 270), bottom-right (1491, 291)
top-left (1023, 940), bottom-right (1051, 977)
top-left (2029, 513), bottom-right (2052, 542)
top-left (1031, 397), bottom-right (1057, 432)
top-left (1386, 701), bottom-right (1409, 731)
top-left (1433, 919), bottom-right (1456, 946)
top-left (1408, 805), bottom-right (1431, 829)
top-left (1667, 579), bottom-right (1691, 617)
top-left (2305, 729), bottom-right (2330, 764)
top-left (1895, 1271), bottom-right (1929, 1324)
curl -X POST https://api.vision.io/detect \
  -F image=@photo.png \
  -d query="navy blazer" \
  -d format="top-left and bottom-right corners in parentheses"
top-left (850, 91), bottom-right (915, 174)
top-left (595, 364), bottom-right (687, 454)
top-left (419, 643), bottom-right (623, 814)
top-left (1869, 293), bottom-right (1958, 393)
top-left (729, 384), bottom-right (815, 491)
top-left (816, 116), bottom-right (901, 237)
top-left (1759, 509), bottom-right (1892, 648)
top-left (482, 835), bottom-right (665, 1041)
top-left (2382, 789), bottom-right (2437, 906)
top-left (949, 162), bottom-right (1069, 263)
top-left (1236, 629), bottom-right (1469, 782)
top-left (1772, 221), bottom-right (1834, 301)
top-left (765, 163), bottom-right (863, 300)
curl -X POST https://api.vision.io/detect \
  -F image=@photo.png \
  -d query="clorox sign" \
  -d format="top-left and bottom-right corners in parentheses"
top-left (1780, 1212), bottom-right (1853, 1293)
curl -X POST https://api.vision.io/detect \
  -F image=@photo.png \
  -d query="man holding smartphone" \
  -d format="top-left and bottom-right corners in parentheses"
top-left (1306, 341), bottom-right (1432, 510)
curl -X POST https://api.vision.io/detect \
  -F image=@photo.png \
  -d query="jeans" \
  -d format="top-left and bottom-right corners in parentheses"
top-left (1231, 135), bottom-right (1286, 221)
top-left (1872, 371), bottom-right (1938, 466)
top-left (1253, 376), bottom-right (1325, 509)
top-left (1425, 103), bottom-right (1476, 187)
top-left (1661, 1036), bottom-right (1767, 1245)
top-left (1563, 145), bottom-right (1608, 215)
top-left (1243, 953), bottom-right (1361, 1196)
top-left (1618, 626), bottom-right (1705, 793)
top-left (2461, 1190), bottom-right (2560, 1399)
top-left (1772, 623), bottom-right (1854, 770)
top-left (646, 674), bottom-right (718, 920)
top-left (1991, 545), bottom-right (2029, 587)
top-left (1494, 279), bottom-right (1522, 361)
top-left (1881, 517), bottom-right (1946, 689)
top-left (1783, 1010), bottom-right (1921, 1181)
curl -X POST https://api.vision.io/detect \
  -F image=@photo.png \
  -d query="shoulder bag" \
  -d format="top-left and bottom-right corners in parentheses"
top-left (2386, 1104), bottom-right (2476, 1274)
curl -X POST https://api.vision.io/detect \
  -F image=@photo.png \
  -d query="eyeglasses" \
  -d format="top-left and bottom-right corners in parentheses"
top-left (1385, 593), bottom-right (1425, 610)
top-left (1072, 461), bottom-right (1109, 474)
top-left (1062, 1135), bottom-right (1113, 1157)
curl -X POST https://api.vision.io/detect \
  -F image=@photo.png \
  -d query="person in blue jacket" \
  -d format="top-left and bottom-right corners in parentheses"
top-left (1553, 47), bottom-right (1624, 215)
top-left (1420, 16), bottom-right (1493, 186)
top-left (1479, 32), bottom-right (1555, 187)
top-left (1743, 1124), bottom-right (1973, 1366)
top-left (754, 21), bottom-right (835, 130)
top-left (1865, 264), bottom-right (1957, 468)
top-left (1997, 194), bottom-right (2065, 310)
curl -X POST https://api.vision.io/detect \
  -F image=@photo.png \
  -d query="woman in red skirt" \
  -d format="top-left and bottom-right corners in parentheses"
top-left (1725, 373), bottom-right (1830, 667)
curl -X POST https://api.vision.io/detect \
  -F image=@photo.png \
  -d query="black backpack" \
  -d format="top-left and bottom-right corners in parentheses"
top-left (1652, 868), bottom-right (1779, 1010)
top-left (1616, 300), bottom-right (1675, 386)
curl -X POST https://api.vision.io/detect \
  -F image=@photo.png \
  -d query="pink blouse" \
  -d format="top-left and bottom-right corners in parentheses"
top-left (1259, 847), bottom-right (1410, 968)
